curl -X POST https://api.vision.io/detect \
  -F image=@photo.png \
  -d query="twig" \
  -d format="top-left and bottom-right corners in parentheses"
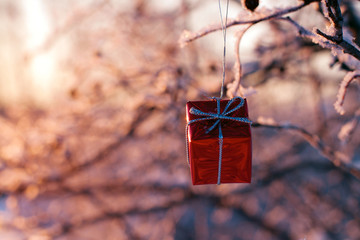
top-left (279, 17), bottom-right (360, 61)
top-left (337, 40), bottom-right (360, 62)
top-left (180, 2), bottom-right (308, 45)
top-left (278, 17), bottom-right (338, 49)
top-left (230, 24), bottom-right (254, 97)
top-left (338, 108), bottom-right (360, 143)
top-left (252, 121), bottom-right (360, 180)
top-left (334, 70), bottom-right (360, 115)
top-left (321, 0), bottom-right (343, 42)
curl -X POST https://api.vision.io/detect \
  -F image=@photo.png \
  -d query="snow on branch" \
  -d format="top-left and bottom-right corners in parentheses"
top-left (334, 70), bottom-right (360, 115)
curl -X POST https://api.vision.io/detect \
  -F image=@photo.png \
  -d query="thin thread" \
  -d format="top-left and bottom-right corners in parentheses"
top-left (218, 136), bottom-right (223, 185)
top-left (216, 98), bottom-right (222, 185)
top-left (218, 0), bottom-right (230, 99)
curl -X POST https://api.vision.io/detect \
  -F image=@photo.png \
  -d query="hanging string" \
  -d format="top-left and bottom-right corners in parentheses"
top-left (218, 0), bottom-right (230, 99)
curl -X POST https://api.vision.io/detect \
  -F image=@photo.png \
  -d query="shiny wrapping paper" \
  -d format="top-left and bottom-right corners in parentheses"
top-left (186, 98), bottom-right (252, 185)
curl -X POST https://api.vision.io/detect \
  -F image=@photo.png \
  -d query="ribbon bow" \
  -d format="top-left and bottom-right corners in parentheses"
top-left (186, 97), bottom-right (251, 185)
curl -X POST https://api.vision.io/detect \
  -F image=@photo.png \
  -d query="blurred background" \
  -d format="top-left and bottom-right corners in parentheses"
top-left (0, 0), bottom-right (359, 239)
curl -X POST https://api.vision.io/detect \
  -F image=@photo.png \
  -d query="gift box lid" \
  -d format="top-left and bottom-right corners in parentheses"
top-left (186, 98), bottom-right (251, 141)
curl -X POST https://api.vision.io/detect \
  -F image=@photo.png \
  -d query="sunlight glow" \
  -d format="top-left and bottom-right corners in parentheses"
top-left (22, 0), bottom-right (56, 103)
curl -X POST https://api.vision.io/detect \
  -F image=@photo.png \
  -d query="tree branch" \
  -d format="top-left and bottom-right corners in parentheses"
top-left (180, 2), bottom-right (308, 46)
top-left (228, 24), bottom-right (254, 97)
top-left (334, 70), bottom-right (360, 115)
top-left (338, 108), bottom-right (360, 143)
top-left (321, 0), bottom-right (343, 42)
top-left (252, 121), bottom-right (360, 180)
top-left (280, 16), bottom-right (360, 61)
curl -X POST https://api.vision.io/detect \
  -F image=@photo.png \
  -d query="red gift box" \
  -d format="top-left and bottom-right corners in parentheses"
top-left (186, 97), bottom-right (252, 185)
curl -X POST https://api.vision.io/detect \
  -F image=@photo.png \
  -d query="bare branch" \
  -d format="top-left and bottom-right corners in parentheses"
top-left (180, 2), bottom-right (308, 45)
top-left (321, 0), bottom-right (343, 42)
top-left (280, 17), bottom-right (360, 61)
top-left (279, 17), bottom-right (339, 49)
top-left (252, 121), bottom-right (360, 180)
top-left (338, 108), bottom-right (360, 143)
top-left (228, 24), bottom-right (254, 98)
top-left (334, 70), bottom-right (360, 115)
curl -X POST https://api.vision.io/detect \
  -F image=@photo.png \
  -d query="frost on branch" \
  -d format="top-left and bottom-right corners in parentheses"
top-left (338, 109), bottom-right (360, 143)
top-left (334, 70), bottom-right (360, 115)
top-left (179, 30), bottom-right (194, 48)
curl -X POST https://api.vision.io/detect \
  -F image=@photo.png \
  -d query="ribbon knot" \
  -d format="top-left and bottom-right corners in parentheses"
top-left (186, 97), bottom-right (251, 185)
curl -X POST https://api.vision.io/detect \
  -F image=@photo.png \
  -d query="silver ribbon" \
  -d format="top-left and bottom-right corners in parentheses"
top-left (186, 97), bottom-right (251, 185)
